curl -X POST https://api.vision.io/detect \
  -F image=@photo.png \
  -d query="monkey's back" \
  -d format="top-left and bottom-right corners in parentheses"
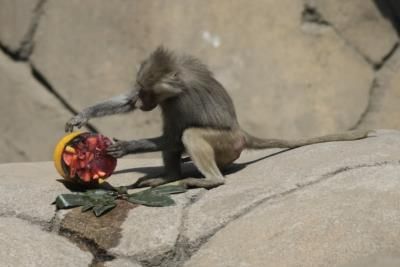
top-left (161, 73), bottom-right (239, 144)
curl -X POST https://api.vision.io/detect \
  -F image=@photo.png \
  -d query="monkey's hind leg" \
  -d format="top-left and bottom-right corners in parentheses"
top-left (179, 128), bottom-right (244, 189)
top-left (134, 149), bottom-right (183, 188)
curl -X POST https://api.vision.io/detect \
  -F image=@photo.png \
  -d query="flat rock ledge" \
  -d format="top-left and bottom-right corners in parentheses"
top-left (1, 130), bottom-right (400, 267)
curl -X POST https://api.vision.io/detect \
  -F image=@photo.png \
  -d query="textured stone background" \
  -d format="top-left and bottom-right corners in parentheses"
top-left (1, 0), bottom-right (400, 163)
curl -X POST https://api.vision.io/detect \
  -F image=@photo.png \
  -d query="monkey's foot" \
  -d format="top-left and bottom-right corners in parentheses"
top-left (133, 177), bottom-right (181, 188)
top-left (179, 178), bottom-right (224, 190)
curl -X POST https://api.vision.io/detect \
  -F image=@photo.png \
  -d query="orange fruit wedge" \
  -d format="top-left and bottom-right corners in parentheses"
top-left (53, 132), bottom-right (117, 184)
top-left (53, 131), bottom-right (83, 180)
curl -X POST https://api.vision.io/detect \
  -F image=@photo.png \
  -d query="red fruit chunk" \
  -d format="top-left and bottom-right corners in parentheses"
top-left (97, 171), bottom-right (106, 177)
top-left (62, 153), bottom-right (74, 166)
top-left (86, 136), bottom-right (98, 151)
top-left (78, 169), bottom-right (92, 182)
top-left (61, 133), bottom-right (117, 183)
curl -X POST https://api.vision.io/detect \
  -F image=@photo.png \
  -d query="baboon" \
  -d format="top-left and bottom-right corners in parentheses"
top-left (65, 47), bottom-right (368, 189)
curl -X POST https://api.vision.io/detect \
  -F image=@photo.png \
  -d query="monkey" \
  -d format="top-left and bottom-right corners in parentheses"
top-left (65, 46), bottom-right (369, 189)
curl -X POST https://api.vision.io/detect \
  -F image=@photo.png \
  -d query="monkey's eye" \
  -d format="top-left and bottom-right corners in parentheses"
top-left (138, 89), bottom-right (145, 98)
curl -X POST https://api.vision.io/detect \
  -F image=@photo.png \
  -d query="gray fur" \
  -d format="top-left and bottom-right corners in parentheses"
top-left (65, 46), bottom-right (369, 189)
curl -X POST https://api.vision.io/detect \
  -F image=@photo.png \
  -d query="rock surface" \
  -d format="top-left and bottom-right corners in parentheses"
top-left (185, 164), bottom-right (400, 267)
top-left (1, 0), bottom-right (400, 162)
top-left (343, 255), bottom-right (400, 267)
top-left (305, 0), bottom-right (398, 64)
top-left (104, 258), bottom-right (142, 267)
top-left (356, 49), bottom-right (400, 130)
top-left (0, 0), bottom-right (41, 57)
top-left (1, 129), bottom-right (400, 266)
top-left (0, 52), bottom-right (73, 163)
top-left (0, 217), bottom-right (92, 267)
top-left (30, 0), bottom-right (374, 141)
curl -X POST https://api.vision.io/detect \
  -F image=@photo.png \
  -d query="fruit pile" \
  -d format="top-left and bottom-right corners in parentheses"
top-left (54, 132), bottom-right (117, 183)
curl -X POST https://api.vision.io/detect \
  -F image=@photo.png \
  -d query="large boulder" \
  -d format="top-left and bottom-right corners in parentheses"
top-left (0, 0), bottom-right (43, 58)
top-left (0, 217), bottom-right (92, 266)
top-left (356, 49), bottom-right (400, 130)
top-left (1, 130), bottom-right (400, 266)
top-left (31, 0), bottom-right (375, 140)
top-left (305, 0), bottom-right (398, 64)
top-left (0, 52), bottom-right (73, 162)
top-left (185, 163), bottom-right (400, 267)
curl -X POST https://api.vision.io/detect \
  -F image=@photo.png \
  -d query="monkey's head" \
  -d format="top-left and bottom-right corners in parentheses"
top-left (135, 46), bottom-right (183, 111)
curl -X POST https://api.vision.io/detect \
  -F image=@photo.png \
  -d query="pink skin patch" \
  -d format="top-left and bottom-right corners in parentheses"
top-left (216, 135), bottom-right (246, 168)
top-left (233, 136), bottom-right (246, 159)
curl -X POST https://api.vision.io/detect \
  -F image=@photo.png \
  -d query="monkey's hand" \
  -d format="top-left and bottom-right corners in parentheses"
top-left (65, 113), bottom-right (89, 132)
top-left (106, 138), bottom-right (131, 158)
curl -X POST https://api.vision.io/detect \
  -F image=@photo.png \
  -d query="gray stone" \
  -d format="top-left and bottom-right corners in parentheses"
top-left (111, 202), bottom-right (183, 261)
top-left (356, 50), bottom-right (400, 130)
top-left (1, 130), bottom-right (400, 266)
top-left (31, 0), bottom-right (373, 140)
top-left (305, 0), bottom-right (398, 64)
top-left (110, 190), bottom-right (204, 263)
top-left (0, 52), bottom-right (73, 163)
top-left (185, 164), bottom-right (400, 267)
top-left (0, 162), bottom-right (69, 223)
top-left (0, 157), bottom-right (199, 264)
top-left (380, 0), bottom-right (400, 27)
top-left (0, 217), bottom-right (92, 267)
top-left (343, 255), bottom-right (400, 267)
top-left (105, 258), bottom-right (142, 267)
top-left (182, 130), bottom-right (400, 244)
top-left (0, 158), bottom-right (159, 224)
top-left (0, 0), bottom-right (40, 54)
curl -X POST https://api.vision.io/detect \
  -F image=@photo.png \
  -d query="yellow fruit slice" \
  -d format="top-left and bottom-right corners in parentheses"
top-left (53, 131), bottom-right (83, 179)
top-left (64, 145), bottom-right (76, 153)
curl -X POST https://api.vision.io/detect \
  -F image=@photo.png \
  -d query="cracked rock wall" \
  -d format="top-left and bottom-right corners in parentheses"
top-left (0, 0), bottom-right (399, 163)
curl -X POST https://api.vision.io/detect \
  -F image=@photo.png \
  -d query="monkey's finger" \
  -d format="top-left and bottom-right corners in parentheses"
top-left (106, 145), bottom-right (121, 152)
top-left (69, 123), bottom-right (76, 132)
top-left (65, 123), bottom-right (72, 133)
top-left (107, 151), bottom-right (123, 158)
top-left (107, 151), bottom-right (116, 156)
top-left (106, 146), bottom-right (117, 152)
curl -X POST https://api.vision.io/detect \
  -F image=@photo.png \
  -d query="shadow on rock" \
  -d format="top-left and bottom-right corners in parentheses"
top-left (113, 148), bottom-right (292, 187)
top-left (374, 0), bottom-right (400, 33)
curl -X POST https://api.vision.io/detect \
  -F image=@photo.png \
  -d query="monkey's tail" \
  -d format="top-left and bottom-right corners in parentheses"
top-left (242, 130), bottom-right (369, 149)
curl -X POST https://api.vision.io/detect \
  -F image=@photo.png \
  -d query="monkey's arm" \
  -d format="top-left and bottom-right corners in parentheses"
top-left (106, 136), bottom-right (166, 158)
top-left (65, 90), bottom-right (138, 132)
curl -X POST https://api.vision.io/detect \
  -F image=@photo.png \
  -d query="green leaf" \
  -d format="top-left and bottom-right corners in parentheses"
top-left (128, 191), bottom-right (176, 207)
top-left (55, 194), bottom-right (87, 209)
top-left (85, 190), bottom-right (116, 205)
top-left (127, 185), bottom-right (186, 207)
top-left (84, 189), bottom-right (116, 198)
top-left (114, 186), bottom-right (128, 195)
top-left (150, 185), bottom-right (187, 195)
top-left (93, 203), bottom-right (117, 217)
top-left (81, 202), bottom-right (94, 212)
top-left (54, 184), bottom-right (186, 216)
